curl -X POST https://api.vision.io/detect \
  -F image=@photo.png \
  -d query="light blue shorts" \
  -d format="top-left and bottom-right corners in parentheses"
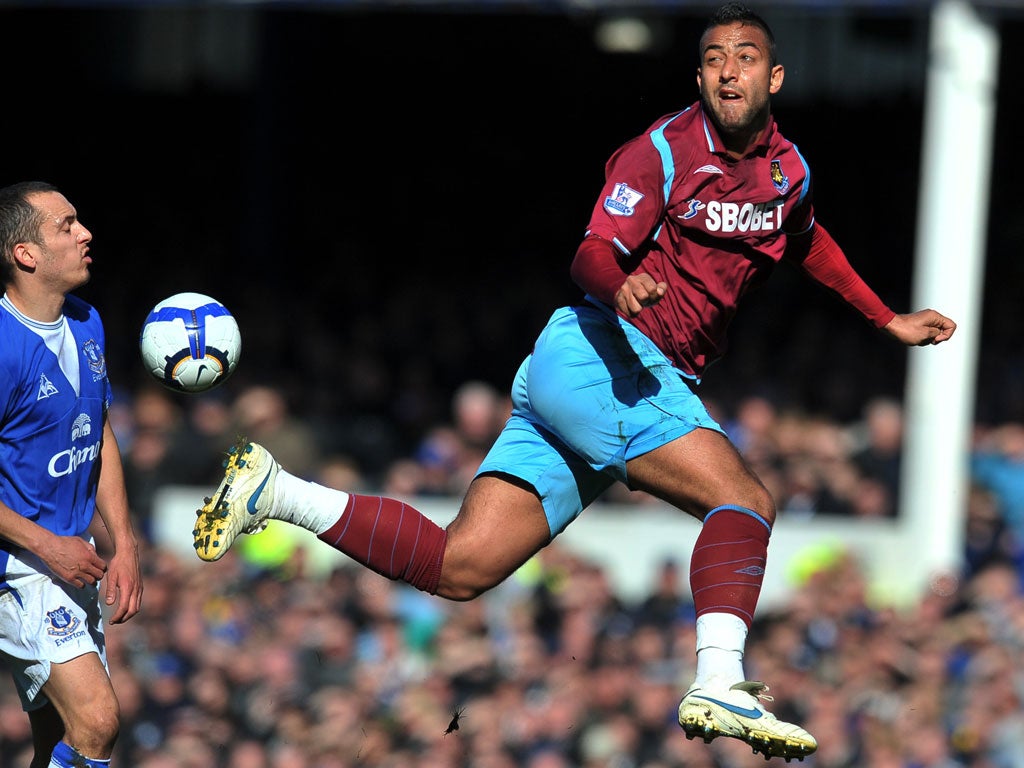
top-left (477, 301), bottom-right (724, 537)
top-left (0, 547), bottom-right (107, 711)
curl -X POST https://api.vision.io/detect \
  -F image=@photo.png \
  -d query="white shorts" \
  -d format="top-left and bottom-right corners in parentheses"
top-left (0, 547), bottom-right (107, 711)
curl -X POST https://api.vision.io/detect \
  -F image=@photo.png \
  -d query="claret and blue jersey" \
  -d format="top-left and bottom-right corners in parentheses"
top-left (0, 294), bottom-right (110, 564)
top-left (584, 100), bottom-right (814, 377)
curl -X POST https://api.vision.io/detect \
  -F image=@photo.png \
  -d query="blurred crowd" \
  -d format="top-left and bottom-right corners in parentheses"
top-left (3, 379), bottom-right (1024, 768)
top-left (102, 378), bottom-right (1024, 536)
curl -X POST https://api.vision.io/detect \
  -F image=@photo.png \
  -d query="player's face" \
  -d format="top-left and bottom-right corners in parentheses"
top-left (28, 191), bottom-right (93, 292)
top-left (697, 21), bottom-right (784, 150)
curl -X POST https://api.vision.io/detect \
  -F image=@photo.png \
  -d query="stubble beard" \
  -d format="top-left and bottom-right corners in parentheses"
top-left (703, 94), bottom-right (769, 147)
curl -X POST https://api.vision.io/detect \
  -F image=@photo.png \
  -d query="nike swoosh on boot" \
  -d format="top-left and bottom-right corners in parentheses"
top-left (246, 470), bottom-right (273, 516)
top-left (690, 694), bottom-right (763, 719)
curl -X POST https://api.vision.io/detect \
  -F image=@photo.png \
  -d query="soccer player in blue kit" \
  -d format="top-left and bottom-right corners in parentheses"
top-left (194, 4), bottom-right (955, 759)
top-left (0, 182), bottom-right (143, 768)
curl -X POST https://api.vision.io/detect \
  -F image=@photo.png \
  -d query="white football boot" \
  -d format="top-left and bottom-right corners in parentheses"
top-left (678, 681), bottom-right (817, 761)
top-left (193, 440), bottom-right (280, 562)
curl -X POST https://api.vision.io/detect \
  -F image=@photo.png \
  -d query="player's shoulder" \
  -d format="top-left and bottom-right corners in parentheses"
top-left (0, 308), bottom-right (27, 395)
top-left (643, 103), bottom-right (702, 138)
top-left (764, 119), bottom-right (812, 184)
top-left (767, 121), bottom-right (808, 164)
top-left (63, 293), bottom-right (101, 326)
top-left (611, 103), bottom-right (703, 165)
top-left (63, 293), bottom-right (96, 317)
top-left (0, 301), bottom-right (23, 347)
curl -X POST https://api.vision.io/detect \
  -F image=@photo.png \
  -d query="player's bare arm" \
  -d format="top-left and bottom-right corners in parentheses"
top-left (94, 419), bottom-right (143, 624)
top-left (883, 309), bottom-right (957, 347)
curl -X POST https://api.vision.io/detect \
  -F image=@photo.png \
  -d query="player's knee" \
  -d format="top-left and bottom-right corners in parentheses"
top-left (729, 480), bottom-right (776, 527)
top-left (436, 575), bottom-right (500, 602)
top-left (438, 584), bottom-right (488, 602)
top-left (64, 702), bottom-right (120, 756)
top-left (435, 559), bottom-right (505, 601)
top-left (751, 485), bottom-right (777, 527)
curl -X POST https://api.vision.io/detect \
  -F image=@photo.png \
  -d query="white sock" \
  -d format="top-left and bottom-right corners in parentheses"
top-left (694, 612), bottom-right (748, 690)
top-left (272, 469), bottom-right (349, 535)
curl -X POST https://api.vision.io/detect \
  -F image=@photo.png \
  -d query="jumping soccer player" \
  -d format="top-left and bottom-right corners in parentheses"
top-left (193, 4), bottom-right (954, 759)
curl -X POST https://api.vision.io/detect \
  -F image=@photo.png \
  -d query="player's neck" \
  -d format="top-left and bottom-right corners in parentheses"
top-left (2, 285), bottom-right (65, 323)
top-left (707, 108), bottom-right (772, 160)
top-left (720, 123), bottom-right (769, 159)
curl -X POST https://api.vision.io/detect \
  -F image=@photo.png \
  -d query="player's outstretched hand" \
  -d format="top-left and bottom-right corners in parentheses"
top-left (884, 309), bottom-right (957, 347)
top-left (614, 273), bottom-right (668, 318)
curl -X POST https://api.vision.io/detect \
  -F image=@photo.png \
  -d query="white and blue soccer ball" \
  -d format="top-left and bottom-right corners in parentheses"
top-left (139, 292), bottom-right (241, 393)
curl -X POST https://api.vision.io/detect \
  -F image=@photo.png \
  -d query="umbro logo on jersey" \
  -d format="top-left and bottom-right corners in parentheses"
top-left (37, 373), bottom-right (59, 400)
top-left (693, 164), bottom-right (724, 175)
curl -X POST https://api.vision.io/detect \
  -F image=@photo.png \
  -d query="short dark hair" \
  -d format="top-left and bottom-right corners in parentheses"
top-left (0, 181), bottom-right (60, 287)
top-left (701, 3), bottom-right (777, 68)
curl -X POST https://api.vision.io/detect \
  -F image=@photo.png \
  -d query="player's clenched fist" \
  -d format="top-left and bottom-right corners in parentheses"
top-left (614, 273), bottom-right (669, 318)
top-left (883, 309), bottom-right (957, 347)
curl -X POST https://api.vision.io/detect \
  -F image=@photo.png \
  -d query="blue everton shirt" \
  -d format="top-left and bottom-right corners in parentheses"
top-left (0, 293), bottom-right (111, 557)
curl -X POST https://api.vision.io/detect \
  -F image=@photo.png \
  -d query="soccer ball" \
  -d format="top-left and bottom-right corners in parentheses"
top-left (139, 292), bottom-right (241, 393)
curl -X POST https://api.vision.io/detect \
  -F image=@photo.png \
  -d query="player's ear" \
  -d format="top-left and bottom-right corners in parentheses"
top-left (12, 242), bottom-right (36, 268)
top-left (769, 64), bottom-right (784, 94)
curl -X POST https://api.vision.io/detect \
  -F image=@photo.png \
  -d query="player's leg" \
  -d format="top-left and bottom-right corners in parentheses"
top-left (27, 703), bottom-right (63, 768)
top-left (193, 440), bottom-right (547, 597)
top-left (38, 653), bottom-right (120, 766)
top-left (312, 398), bottom-right (608, 600)
top-left (626, 429), bottom-right (816, 760)
top-left (627, 426), bottom-right (773, 680)
top-left (193, 439), bottom-right (451, 590)
top-left (1, 571), bottom-right (119, 768)
top-left (526, 303), bottom-right (781, 680)
top-left (314, 465), bottom-right (556, 601)
top-left (527, 302), bottom-right (812, 758)
top-left (192, 421), bottom-right (597, 600)
top-left (626, 424), bottom-right (774, 522)
top-left (193, 308), bottom-right (615, 596)
top-left (434, 473), bottom-right (551, 600)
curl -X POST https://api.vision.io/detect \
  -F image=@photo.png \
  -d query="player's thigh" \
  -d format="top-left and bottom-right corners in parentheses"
top-left (42, 652), bottom-right (119, 739)
top-left (440, 475), bottom-right (552, 600)
top-left (627, 426), bottom-right (774, 523)
top-left (477, 404), bottom-right (616, 536)
top-left (0, 568), bottom-right (107, 710)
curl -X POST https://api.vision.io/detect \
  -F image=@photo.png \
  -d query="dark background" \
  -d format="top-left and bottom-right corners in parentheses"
top-left (3, 3), bottom-right (1021, 468)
